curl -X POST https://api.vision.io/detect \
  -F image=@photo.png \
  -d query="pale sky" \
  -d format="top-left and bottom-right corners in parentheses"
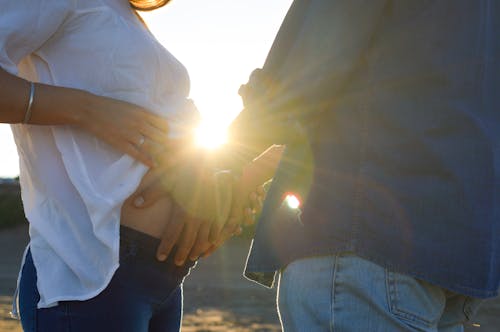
top-left (0, 0), bottom-right (293, 178)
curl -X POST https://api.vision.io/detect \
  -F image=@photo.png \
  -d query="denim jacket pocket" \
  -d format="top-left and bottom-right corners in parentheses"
top-left (386, 270), bottom-right (446, 329)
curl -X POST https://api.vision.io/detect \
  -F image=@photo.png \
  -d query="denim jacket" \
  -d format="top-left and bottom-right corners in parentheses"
top-left (242, 0), bottom-right (499, 298)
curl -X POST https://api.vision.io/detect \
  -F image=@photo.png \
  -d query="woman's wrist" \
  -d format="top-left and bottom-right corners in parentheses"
top-left (25, 83), bottom-right (81, 126)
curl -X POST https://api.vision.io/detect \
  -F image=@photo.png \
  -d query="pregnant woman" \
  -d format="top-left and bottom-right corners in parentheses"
top-left (0, 0), bottom-right (209, 330)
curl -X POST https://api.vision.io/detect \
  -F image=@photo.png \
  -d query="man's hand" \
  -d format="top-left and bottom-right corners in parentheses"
top-left (156, 203), bottom-right (213, 265)
top-left (215, 144), bottom-right (283, 240)
top-left (203, 182), bottom-right (267, 257)
top-left (130, 137), bottom-right (200, 209)
top-left (130, 151), bottom-right (233, 263)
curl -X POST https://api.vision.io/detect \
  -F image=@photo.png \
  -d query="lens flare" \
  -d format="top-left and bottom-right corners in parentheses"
top-left (285, 194), bottom-right (301, 209)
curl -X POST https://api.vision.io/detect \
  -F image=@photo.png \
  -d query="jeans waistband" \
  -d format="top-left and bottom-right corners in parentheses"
top-left (119, 226), bottom-right (196, 271)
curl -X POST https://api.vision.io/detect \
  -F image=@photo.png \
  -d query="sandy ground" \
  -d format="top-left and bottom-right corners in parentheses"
top-left (0, 225), bottom-right (498, 331)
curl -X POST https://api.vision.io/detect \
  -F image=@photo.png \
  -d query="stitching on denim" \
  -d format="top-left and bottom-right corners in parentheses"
top-left (386, 271), bottom-right (437, 327)
top-left (357, 251), bottom-right (498, 299)
top-left (385, 268), bottom-right (393, 314)
top-left (462, 296), bottom-right (483, 321)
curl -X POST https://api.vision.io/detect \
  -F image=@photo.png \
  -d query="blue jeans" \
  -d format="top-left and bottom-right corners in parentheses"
top-left (278, 254), bottom-right (483, 332)
top-left (19, 226), bottom-right (195, 332)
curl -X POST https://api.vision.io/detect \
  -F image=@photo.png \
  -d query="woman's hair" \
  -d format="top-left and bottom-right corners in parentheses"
top-left (129, 0), bottom-right (171, 11)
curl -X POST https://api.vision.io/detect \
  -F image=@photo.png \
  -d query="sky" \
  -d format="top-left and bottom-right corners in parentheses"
top-left (0, 0), bottom-right (293, 178)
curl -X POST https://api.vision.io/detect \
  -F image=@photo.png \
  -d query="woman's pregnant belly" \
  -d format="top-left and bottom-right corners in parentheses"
top-left (120, 195), bottom-right (174, 239)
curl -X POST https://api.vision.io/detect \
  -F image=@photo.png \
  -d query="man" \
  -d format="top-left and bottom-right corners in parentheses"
top-left (230, 0), bottom-right (499, 331)
top-left (133, 0), bottom-right (499, 330)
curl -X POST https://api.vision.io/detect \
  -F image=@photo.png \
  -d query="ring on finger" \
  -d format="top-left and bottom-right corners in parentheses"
top-left (137, 135), bottom-right (146, 148)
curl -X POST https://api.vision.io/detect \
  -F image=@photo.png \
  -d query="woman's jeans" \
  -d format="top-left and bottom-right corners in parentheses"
top-left (19, 226), bottom-right (195, 332)
top-left (278, 254), bottom-right (483, 332)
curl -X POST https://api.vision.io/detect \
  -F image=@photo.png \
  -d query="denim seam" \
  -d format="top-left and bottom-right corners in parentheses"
top-left (329, 255), bottom-right (339, 332)
top-left (386, 270), bottom-right (436, 327)
top-left (462, 297), bottom-right (480, 321)
top-left (357, 251), bottom-right (498, 299)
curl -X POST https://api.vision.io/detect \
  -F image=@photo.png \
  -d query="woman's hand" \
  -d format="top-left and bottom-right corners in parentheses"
top-left (1, 68), bottom-right (171, 167)
top-left (61, 88), bottom-right (170, 167)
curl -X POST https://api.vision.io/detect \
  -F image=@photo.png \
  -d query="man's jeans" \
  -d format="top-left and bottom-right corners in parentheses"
top-left (278, 254), bottom-right (483, 332)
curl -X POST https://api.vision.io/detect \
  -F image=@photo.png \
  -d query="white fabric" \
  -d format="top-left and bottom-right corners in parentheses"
top-left (0, 0), bottom-right (196, 309)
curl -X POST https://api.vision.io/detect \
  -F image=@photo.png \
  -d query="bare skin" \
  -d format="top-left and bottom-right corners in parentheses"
top-left (0, 68), bottom-right (169, 167)
top-left (0, 67), bottom-right (181, 258)
top-left (2, 66), bottom-right (280, 265)
top-left (130, 144), bottom-right (285, 265)
top-left (1, 67), bottom-right (217, 265)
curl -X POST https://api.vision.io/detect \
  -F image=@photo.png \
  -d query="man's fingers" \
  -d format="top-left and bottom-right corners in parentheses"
top-left (174, 216), bottom-right (201, 266)
top-left (156, 207), bottom-right (185, 261)
top-left (212, 177), bottom-right (244, 242)
top-left (188, 222), bottom-right (211, 262)
top-left (243, 207), bottom-right (256, 226)
top-left (219, 216), bottom-right (242, 240)
top-left (206, 170), bottom-right (234, 243)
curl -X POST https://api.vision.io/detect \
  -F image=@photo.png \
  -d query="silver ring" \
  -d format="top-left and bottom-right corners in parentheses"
top-left (137, 135), bottom-right (145, 147)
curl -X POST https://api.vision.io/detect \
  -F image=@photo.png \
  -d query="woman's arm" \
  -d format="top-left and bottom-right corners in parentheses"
top-left (0, 67), bottom-right (169, 167)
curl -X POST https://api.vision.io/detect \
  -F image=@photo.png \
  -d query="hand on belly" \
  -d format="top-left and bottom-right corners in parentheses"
top-left (121, 195), bottom-right (173, 239)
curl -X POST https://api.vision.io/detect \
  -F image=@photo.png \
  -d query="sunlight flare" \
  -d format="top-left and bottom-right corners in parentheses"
top-left (285, 194), bottom-right (301, 210)
top-left (195, 121), bottom-right (228, 149)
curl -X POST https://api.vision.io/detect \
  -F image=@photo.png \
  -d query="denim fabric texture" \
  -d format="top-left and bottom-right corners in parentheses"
top-left (19, 226), bottom-right (195, 332)
top-left (244, 0), bottom-right (500, 299)
top-left (277, 255), bottom-right (483, 332)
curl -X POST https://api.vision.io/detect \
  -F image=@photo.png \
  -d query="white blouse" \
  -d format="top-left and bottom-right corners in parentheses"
top-left (0, 0), bottom-right (197, 310)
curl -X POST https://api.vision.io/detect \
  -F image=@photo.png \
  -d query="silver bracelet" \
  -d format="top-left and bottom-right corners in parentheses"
top-left (23, 81), bottom-right (35, 124)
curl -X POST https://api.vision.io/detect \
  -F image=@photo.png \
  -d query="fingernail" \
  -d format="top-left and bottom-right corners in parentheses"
top-left (134, 196), bottom-right (145, 207)
top-left (175, 259), bottom-right (184, 266)
top-left (189, 255), bottom-right (198, 261)
top-left (157, 254), bottom-right (167, 261)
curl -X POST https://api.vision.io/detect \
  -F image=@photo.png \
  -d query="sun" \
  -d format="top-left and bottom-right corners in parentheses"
top-left (195, 120), bottom-right (228, 149)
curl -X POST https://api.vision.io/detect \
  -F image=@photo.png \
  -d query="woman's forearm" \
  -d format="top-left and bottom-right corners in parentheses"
top-left (0, 67), bottom-right (86, 125)
top-left (0, 67), bottom-right (170, 167)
